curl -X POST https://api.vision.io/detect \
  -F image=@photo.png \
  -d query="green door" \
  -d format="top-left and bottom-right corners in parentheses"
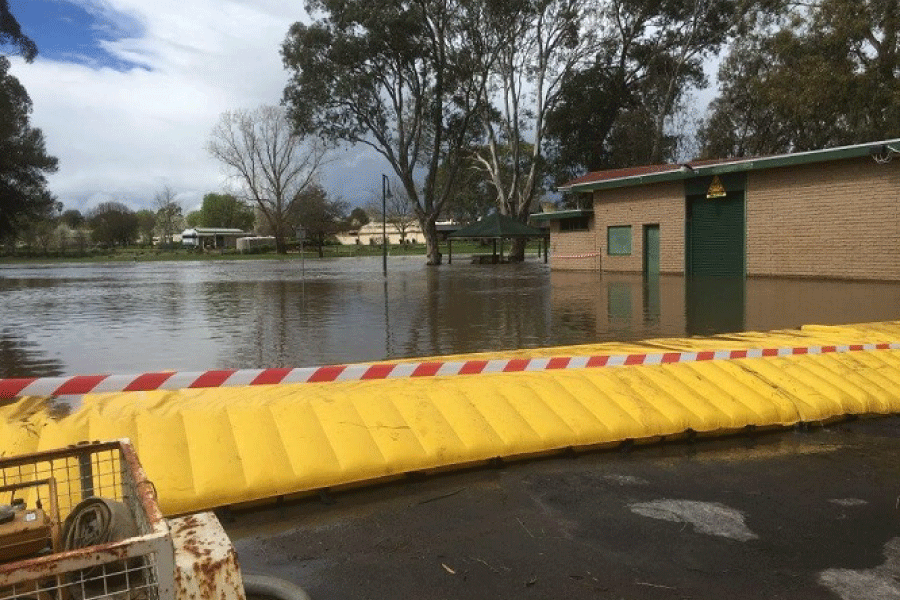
top-left (643, 224), bottom-right (660, 276)
top-left (686, 192), bottom-right (745, 276)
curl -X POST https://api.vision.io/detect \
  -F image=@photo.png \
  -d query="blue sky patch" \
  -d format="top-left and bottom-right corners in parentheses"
top-left (8, 0), bottom-right (147, 70)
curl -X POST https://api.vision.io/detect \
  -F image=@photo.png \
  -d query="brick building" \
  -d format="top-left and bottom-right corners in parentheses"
top-left (533, 139), bottom-right (900, 280)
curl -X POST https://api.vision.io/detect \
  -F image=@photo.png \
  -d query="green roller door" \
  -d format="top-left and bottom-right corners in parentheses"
top-left (686, 191), bottom-right (745, 276)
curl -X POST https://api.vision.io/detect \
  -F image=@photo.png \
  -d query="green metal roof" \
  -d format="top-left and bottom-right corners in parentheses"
top-left (530, 209), bottom-right (593, 222)
top-left (558, 139), bottom-right (900, 193)
top-left (448, 212), bottom-right (546, 239)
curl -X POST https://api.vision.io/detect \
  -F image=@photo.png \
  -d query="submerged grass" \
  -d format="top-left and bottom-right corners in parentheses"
top-left (0, 241), bottom-right (538, 264)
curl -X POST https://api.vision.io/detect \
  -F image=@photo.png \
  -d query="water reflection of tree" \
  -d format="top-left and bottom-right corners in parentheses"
top-left (206, 279), bottom-right (361, 367)
top-left (0, 331), bottom-right (64, 378)
top-left (208, 266), bottom-right (556, 366)
top-left (404, 265), bottom-right (553, 357)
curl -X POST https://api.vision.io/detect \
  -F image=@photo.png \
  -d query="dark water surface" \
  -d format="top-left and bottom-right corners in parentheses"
top-left (2, 257), bottom-right (899, 377)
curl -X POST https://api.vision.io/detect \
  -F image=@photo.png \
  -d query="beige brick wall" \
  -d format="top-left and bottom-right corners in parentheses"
top-left (748, 157), bottom-right (900, 280)
top-left (592, 181), bottom-right (685, 274)
top-left (552, 154), bottom-right (900, 278)
top-left (549, 221), bottom-right (601, 271)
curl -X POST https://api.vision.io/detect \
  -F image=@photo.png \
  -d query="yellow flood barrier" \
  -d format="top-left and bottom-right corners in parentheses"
top-left (2, 321), bottom-right (900, 515)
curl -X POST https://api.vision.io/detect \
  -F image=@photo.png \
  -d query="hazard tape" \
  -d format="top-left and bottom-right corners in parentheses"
top-left (554, 252), bottom-right (602, 259)
top-left (4, 342), bottom-right (899, 400)
top-left (1, 343), bottom-right (898, 399)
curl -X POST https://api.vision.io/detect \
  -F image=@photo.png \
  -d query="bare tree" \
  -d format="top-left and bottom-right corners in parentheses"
top-left (365, 178), bottom-right (418, 243)
top-left (153, 186), bottom-right (183, 246)
top-left (207, 106), bottom-right (327, 254)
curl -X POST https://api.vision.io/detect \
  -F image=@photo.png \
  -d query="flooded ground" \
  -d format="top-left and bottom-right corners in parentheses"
top-left (1, 257), bottom-right (899, 377)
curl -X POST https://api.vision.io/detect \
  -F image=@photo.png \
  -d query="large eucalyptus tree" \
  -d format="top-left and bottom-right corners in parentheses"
top-left (282, 0), bottom-right (513, 264)
top-left (700, 0), bottom-right (900, 157)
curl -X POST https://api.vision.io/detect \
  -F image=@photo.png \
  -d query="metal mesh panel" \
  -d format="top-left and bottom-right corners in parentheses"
top-left (0, 441), bottom-right (170, 600)
top-left (0, 552), bottom-right (159, 600)
top-left (0, 447), bottom-right (124, 525)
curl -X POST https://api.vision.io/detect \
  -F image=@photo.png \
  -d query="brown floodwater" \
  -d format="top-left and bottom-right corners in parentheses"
top-left (1, 257), bottom-right (899, 378)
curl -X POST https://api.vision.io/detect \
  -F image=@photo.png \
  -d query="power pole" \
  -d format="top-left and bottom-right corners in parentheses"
top-left (382, 174), bottom-right (391, 277)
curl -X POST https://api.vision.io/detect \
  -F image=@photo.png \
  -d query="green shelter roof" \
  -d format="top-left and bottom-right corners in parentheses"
top-left (448, 212), bottom-right (546, 239)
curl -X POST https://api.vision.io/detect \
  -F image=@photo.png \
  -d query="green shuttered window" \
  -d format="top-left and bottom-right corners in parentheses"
top-left (607, 225), bottom-right (632, 255)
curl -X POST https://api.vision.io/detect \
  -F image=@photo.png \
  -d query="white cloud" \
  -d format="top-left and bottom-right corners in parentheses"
top-left (10, 0), bottom-right (387, 213)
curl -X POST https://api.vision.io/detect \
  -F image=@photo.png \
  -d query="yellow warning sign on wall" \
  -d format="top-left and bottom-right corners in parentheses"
top-left (707, 175), bottom-right (727, 198)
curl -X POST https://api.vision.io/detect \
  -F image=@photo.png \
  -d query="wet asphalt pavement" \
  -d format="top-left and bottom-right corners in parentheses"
top-left (225, 417), bottom-right (900, 600)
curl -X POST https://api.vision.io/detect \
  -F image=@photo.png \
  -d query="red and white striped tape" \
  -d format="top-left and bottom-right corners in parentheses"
top-left (1, 342), bottom-right (897, 399)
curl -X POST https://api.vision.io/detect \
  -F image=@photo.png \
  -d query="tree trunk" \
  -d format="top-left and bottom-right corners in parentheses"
top-left (507, 204), bottom-right (532, 262)
top-left (508, 237), bottom-right (527, 262)
top-left (422, 219), bottom-right (442, 265)
top-left (274, 234), bottom-right (287, 254)
top-left (266, 213), bottom-right (289, 255)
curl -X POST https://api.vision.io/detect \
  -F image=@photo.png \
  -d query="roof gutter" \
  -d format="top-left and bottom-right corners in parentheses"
top-left (557, 169), bottom-right (686, 193)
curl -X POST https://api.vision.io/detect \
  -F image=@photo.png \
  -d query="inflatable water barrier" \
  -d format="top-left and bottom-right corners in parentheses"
top-left (2, 321), bottom-right (899, 515)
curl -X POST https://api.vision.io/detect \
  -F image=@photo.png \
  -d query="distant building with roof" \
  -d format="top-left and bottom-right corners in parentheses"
top-left (336, 221), bottom-right (461, 245)
top-left (336, 222), bottom-right (422, 245)
top-left (181, 228), bottom-right (247, 249)
top-left (532, 139), bottom-right (900, 280)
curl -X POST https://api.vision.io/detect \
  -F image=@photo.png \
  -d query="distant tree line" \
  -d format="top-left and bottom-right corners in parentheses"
top-left (2, 184), bottom-right (381, 256)
top-left (5, 194), bottom-right (184, 255)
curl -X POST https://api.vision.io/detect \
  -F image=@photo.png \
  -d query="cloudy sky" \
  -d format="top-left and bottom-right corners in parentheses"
top-left (8, 0), bottom-right (386, 214)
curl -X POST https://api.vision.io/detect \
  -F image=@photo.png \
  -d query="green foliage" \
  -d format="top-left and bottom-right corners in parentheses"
top-left (544, 0), bottom-right (739, 180)
top-left (89, 202), bottom-right (139, 247)
top-left (196, 193), bottom-right (254, 230)
top-left (61, 209), bottom-right (84, 229)
top-left (0, 0), bottom-right (36, 62)
top-left (185, 211), bottom-right (201, 228)
top-left (292, 184), bottom-right (348, 256)
top-left (0, 56), bottom-right (58, 241)
top-left (282, 0), bottom-right (503, 264)
top-left (469, 0), bottom-right (594, 225)
top-left (437, 159), bottom-right (496, 224)
top-left (700, 0), bottom-right (900, 157)
top-left (135, 209), bottom-right (156, 246)
top-left (348, 207), bottom-right (369, 228)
